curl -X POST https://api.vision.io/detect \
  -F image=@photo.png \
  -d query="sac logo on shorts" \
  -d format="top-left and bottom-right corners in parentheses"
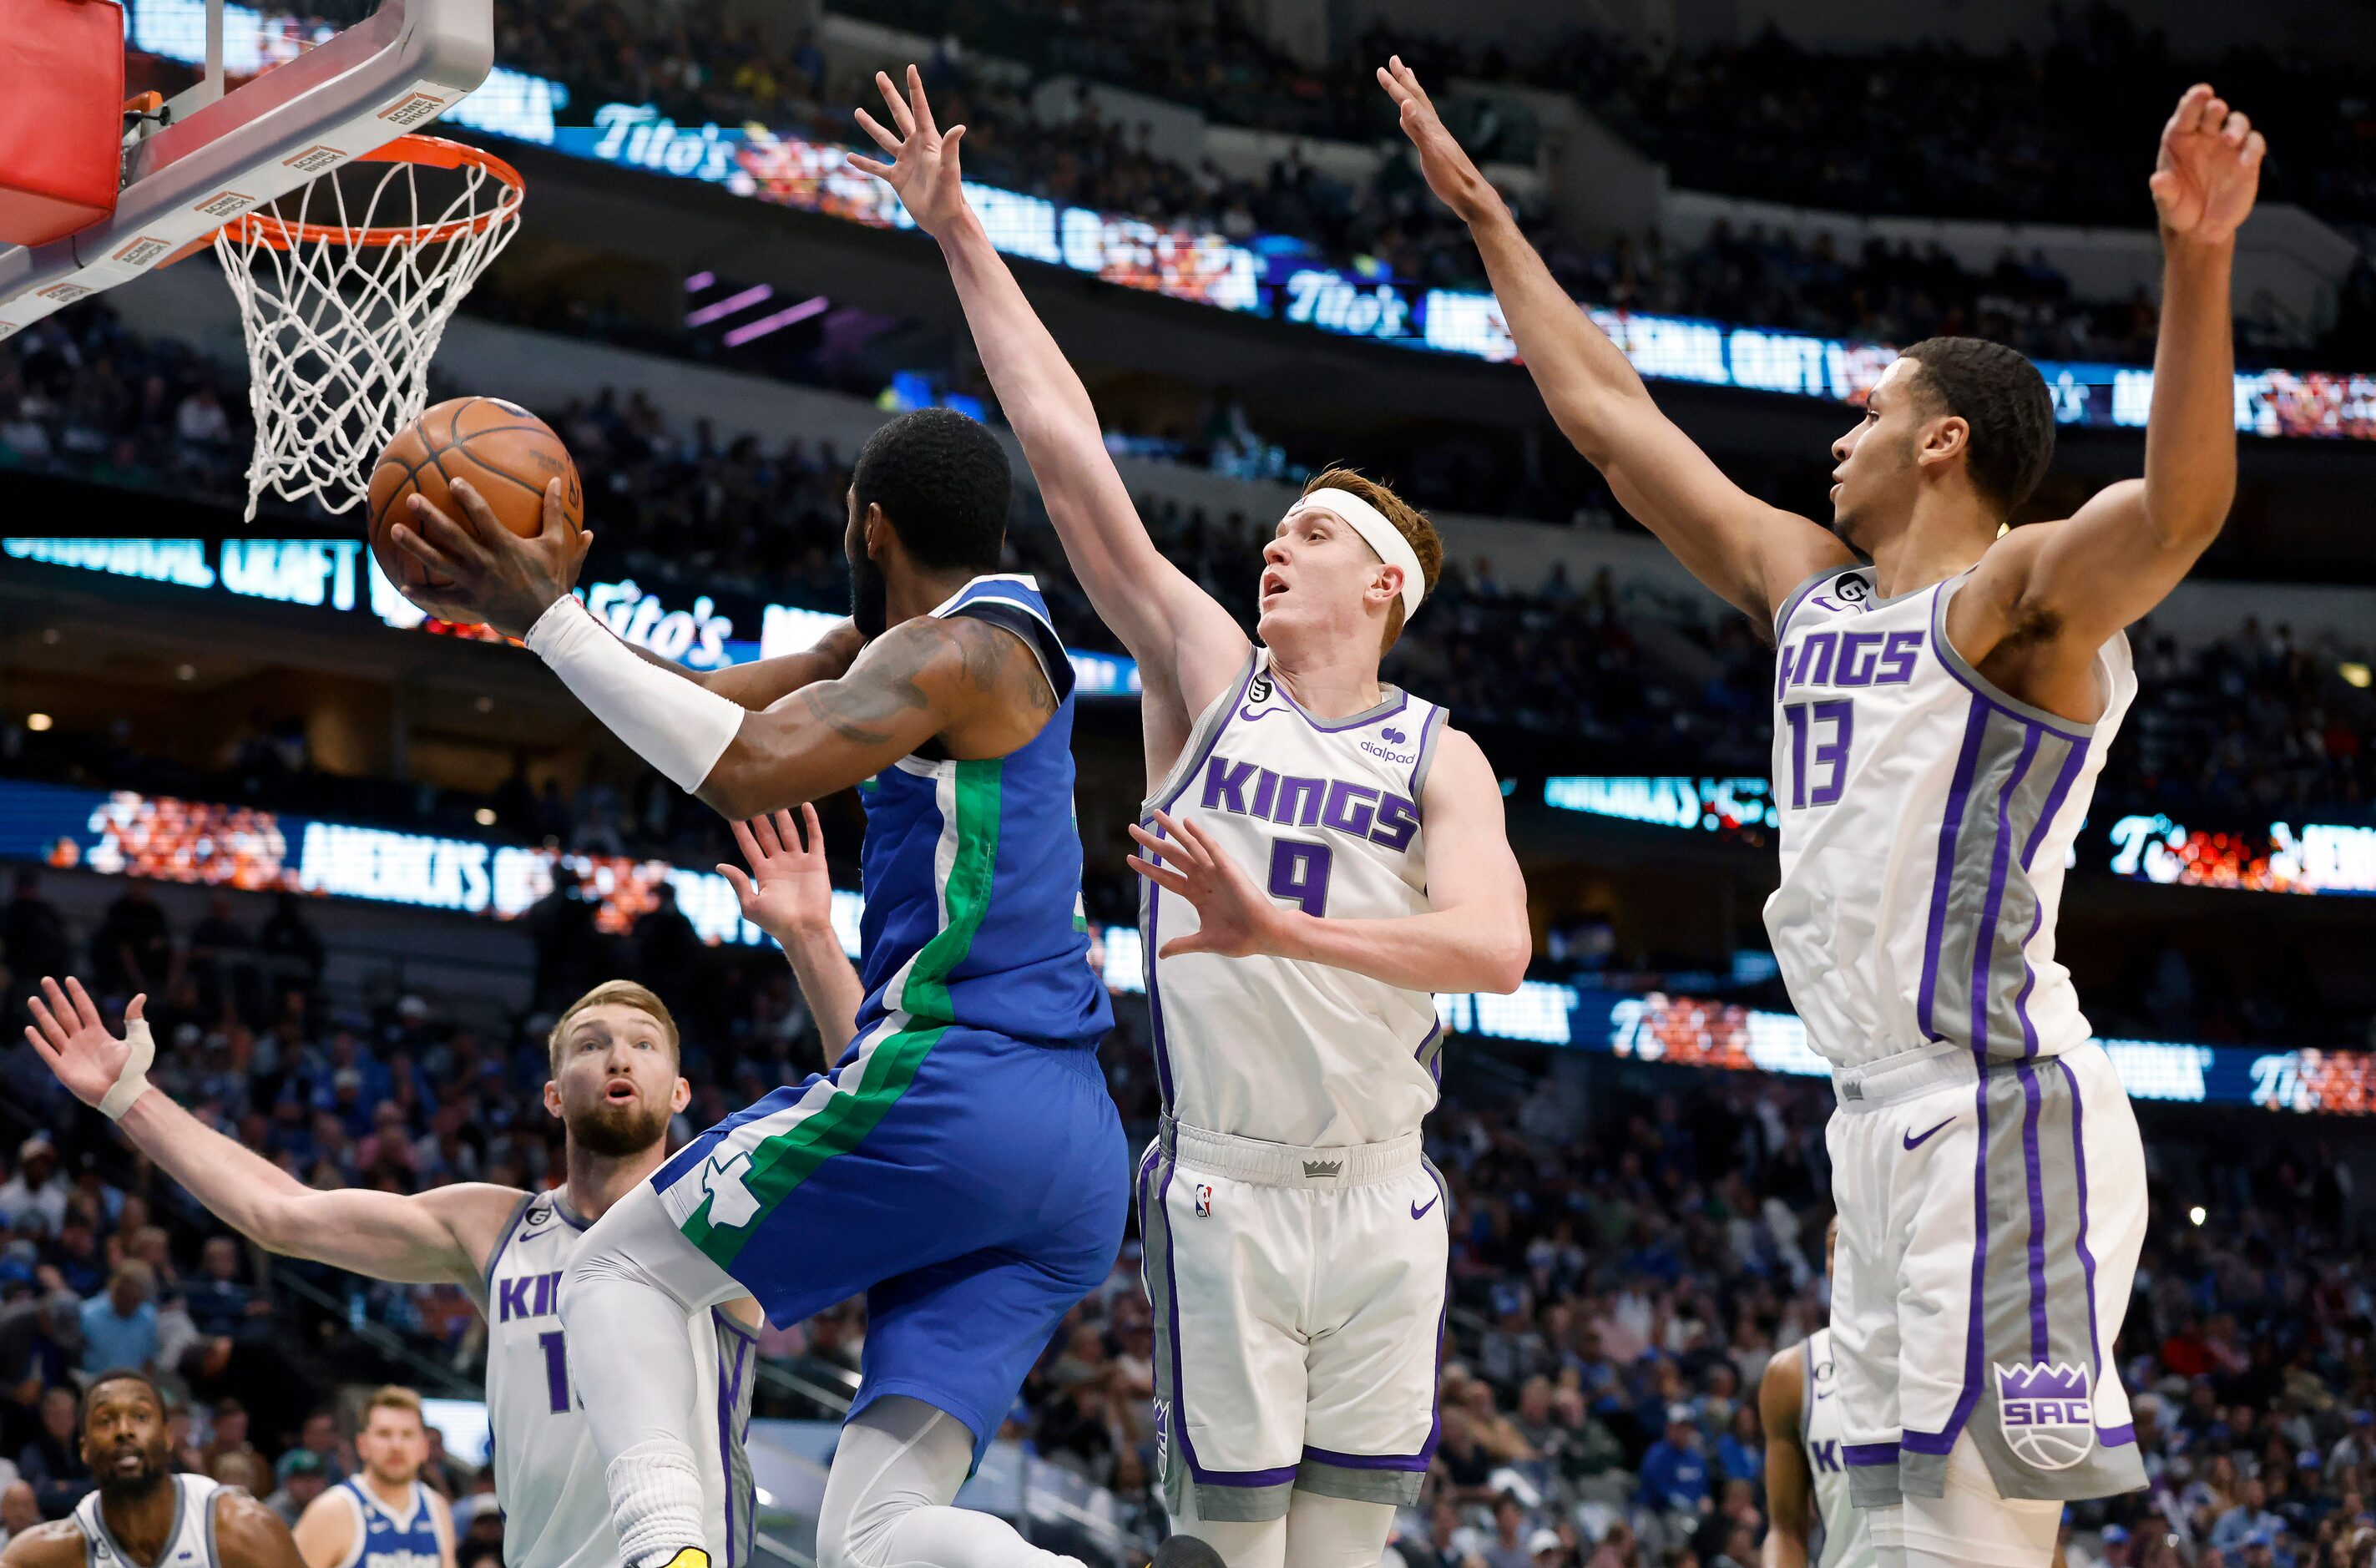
top-left (1994, 1361), bottom-right (2095, 1469)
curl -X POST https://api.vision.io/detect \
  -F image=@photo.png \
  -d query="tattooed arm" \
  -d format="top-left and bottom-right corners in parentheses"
top-left (694, 614), bottom-right (1055, 819)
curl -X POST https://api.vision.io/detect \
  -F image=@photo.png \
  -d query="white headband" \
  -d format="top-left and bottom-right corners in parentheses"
top-left (1285, 490), bottom-right (1426, 620)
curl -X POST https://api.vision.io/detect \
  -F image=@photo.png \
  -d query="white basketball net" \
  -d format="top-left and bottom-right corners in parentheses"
top-left (215, 145), bottom-right (523, 520)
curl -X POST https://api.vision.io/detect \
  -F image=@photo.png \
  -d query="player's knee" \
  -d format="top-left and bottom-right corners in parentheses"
top-left (816, 1495), bottom-right (909, 1568)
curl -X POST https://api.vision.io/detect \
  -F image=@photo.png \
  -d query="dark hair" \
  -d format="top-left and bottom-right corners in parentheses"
top-left (850, 408), bottom-right (1010, 574)
top-left (1900, 336), bottom-right (2055, 516)
top-left (84, 1368), bottom-right (166, 1415)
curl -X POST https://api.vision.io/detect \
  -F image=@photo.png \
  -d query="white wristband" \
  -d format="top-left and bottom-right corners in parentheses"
top-left (524, 597), bottom-right (746, 795)
top-left (99, 1015), bottom-right (156, 1120)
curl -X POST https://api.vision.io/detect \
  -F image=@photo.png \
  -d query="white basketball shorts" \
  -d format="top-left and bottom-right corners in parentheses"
top-left (1137, 1118), bottom-right (1448, 1523)
top-left (1826, 1039), bottom-right (2149, 1509)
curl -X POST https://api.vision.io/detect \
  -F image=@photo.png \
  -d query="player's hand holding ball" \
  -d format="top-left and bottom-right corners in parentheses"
top-left (847, 65), bottom-right (971, 238)
top-left (2150, 83), bottom-right (2264, 247)
top-left (369, 396), bottom-right (590, 634)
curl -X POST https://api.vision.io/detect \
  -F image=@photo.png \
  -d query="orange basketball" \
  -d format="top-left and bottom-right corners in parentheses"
top-left (367, 397), bottom-right (584, 621)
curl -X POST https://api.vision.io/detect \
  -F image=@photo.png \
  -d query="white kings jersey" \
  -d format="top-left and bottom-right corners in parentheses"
top-left (1144, 649), bottom-right (1450, 1146)
top-left (1763, 564), bottom-right (2135, 1070)
top-left (483, 1190), bottom-right (758, 1568)
top-left (74, 1474), bottom-right (225, 1568)
top-left (1799, 1329), bottom-right (1875, 1568)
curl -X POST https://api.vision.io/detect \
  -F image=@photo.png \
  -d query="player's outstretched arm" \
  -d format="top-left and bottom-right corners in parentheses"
top-left (1757, 1348), bottom-right (1812, 1568)
top-left (1129, 727), bottom-right (1529, 994)
top-left (213, 1489), bottom-right (311, 1568)
top-left (1378, 59), bottom-right (1848, 623)
top-left (719, 804), bottom-right (865, 1060)
top-left (1956, 86), bottom-right (2259, 668)
top-left (25, 978), bottom-right (513, 1287)
top-left (849, 66), bottom-right (1251, 736)
top-left (0, 1522), bottom-right (88, 1568)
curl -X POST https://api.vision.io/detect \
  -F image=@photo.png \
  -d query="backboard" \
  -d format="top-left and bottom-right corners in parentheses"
top-left (0, 0), bottom-right (493, 341)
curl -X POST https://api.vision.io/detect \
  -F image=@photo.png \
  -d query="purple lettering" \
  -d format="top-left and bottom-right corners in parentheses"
top-left (531, 1270), bottom-right (557, 1317)
top-left (1836, 630), bottom-right (1883, 686)
top-left (1321, 780), bottom-right (1380, 837)
top-left (2004, 1402), bottom-right (2032, 1427)
top-left (1272, 776), bottom-right (1325, 827)
top-left (1369, 794), bottom-right (1420, 853)
top-left (1251, 768), bottom-right (1279, 820)
top-left (1793, 631), bottom-right (1837, 689)
top-left (1774, 642), bottom-right (1799, 702)
top-left (1875, 630), bottom-right (1924, 685)
top-left (1810, 698), bottom-right (1853, 806)
top-left (1201, 756), bottom-right (1256, 814)
top-left (498, 1275), bottom-right (530, 1323)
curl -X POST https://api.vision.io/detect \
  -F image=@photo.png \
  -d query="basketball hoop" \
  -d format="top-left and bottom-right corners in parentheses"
top-left (213, 134), bottom-right (523, 520)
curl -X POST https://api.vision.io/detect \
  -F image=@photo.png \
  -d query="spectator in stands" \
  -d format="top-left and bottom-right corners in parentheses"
top-left (0, 1481), bottom-right (36, 1549)
top-left (1636, 1404), bottom-right (1711, 1521)
top-left (18, 1384), bottom-right (87, 1519)
top-left (0, 1292), bottom-right (78, 1455)
top-left (256, 893), bottom-right (324, 1002)
top-left (78, 1260), bottom-right (159, 1376)
top-left (265, 1448), bottom-right (329, 1528)
top-left (90, 879), bottom-right (173, 998)
top-left (0, 1138), bottom-right (67, 1235)
top-left (199, 1396), bottom-right (257, 1475)
top-left (524, 866), bottom-right (602, 1009)
top-left (631, 882), bottom-right (703, 1003)
top-left (2, 875), bottom-right (69, 1016)
top-left (183, 1237), bottom-right (267, 1340)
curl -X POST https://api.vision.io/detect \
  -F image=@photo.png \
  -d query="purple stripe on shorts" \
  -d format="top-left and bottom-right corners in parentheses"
top-left (1843, 1442), bottom-right (1902, 1466)
top-left (1917, 700), bottom-right (1990, 1040)
top-left (2017, 1062), bottom-right (2050, 1362)
top-left (1152, 1148), bottom-right (1287, 1487)
top-left (1303, 1445), bottom-right (1433, 1473)
top-left (2099, 1424), bottom-right (2136, 1448)
top-left (2060, 1055), bottom-right (2105, 1381)
top-left (715, 1318), bottom-right (749, 1568)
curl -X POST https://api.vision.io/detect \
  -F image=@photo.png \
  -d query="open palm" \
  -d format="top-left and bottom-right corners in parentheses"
top-left (2149, 83), bottom-right (2264, 245)
top-left (23, 975), bottom-right (147, 1110)
top-left (720, 804), bottom-right (837, 943)
top-left (849, 65), bottom-right (970, 238)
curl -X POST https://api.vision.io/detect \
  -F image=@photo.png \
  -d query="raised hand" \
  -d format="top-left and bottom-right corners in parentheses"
top-left (23, 976), bottom-right (149, 1112)
top-left (1376, 56), bottom-right (1503, 225)
top-left (719, 803), bottom-right (838, 943)
top-left (1126, 809), bottom-right (1293, 961)
top-left (848, 65), bottom-right (971, 238)
top-left (387, 477), bottom-right (593, 639)
top-left (2149, 83), bottom-right (2265, 246)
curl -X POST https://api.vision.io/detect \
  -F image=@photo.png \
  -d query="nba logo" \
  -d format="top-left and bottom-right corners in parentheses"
top-left (1995, 1362), bottom-right (2095, 1469)
top-left (1193, 1184), bottom-right (1214, 1217)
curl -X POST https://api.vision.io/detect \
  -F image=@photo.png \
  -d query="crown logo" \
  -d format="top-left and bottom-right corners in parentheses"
top-left (1994, 1361), bottom-right (2089, 1402)
top-left (1302, 1160), bottom-right (1343, 1179)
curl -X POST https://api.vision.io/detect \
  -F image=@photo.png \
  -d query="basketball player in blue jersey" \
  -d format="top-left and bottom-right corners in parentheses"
top-left (292, 1388), bottom-right (454, 1568)
top-left (1385, 61), bottom-right (2262, 1568)
top-left (390, 406), bottom-right (1130, 1568)
top-left (849, 66), bottom-right (1529, 1568)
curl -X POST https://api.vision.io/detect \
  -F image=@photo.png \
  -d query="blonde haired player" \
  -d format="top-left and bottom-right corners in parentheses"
top-left (24, 782), bottom-right (866, 1568)
top-left (1386, 57), bottom-right (2265, 1568)
top-left (292, 1388), bottom-right (456, 1568)
top-left (851, 65), bottom-right (1530, 1568)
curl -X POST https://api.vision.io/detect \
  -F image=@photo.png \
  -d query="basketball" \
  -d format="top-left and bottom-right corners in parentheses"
top-left (367, 397), bottom-right (584, 620)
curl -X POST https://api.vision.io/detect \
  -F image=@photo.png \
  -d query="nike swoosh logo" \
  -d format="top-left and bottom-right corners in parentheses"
top-left (1238, 705), bottom-right (1285, 724)
top-left (1903, 1117), bottom-right (1954, 1151)
top-left (1411, 1194), bottom-right (1440, 1220)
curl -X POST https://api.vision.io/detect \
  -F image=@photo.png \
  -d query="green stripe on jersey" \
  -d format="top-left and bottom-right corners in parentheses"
top-left (895, 758), bottom-right (1003, 1024)
top-left (678, 756), bottom-right (1003, 1270)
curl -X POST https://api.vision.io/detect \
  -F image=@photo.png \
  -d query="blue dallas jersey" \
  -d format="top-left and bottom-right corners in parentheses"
top-left (852, 575), bottom-right (1113, 1050)
top-left (334, 1478), bottom-right (446, 1568)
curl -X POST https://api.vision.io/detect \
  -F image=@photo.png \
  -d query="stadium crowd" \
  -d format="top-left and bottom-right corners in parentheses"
top-left (0, 871), bottom-right (2372, 1568)
top-left (471, 0), bottom-right (2220, 359)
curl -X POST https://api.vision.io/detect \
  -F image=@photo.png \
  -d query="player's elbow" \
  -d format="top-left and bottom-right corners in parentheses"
top-left (1479, 925), bottom-right (1533, 994)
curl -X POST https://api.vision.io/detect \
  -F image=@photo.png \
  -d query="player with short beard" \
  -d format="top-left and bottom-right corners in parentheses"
top-left (0, 1371), bottom-right (303, 1568)
top-left (24, 856), bottom-right (857, 1568)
